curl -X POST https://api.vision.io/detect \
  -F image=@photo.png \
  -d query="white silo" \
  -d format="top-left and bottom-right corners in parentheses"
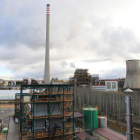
top-left (98, 116), bottom-right (107, 128)
top-left (124, 59), bottom-right (140, 89)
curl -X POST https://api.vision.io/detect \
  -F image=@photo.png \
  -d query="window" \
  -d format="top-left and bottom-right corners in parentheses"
top-left (107, 82), bottom-right (111, 89)
top-left (112, 82), bottom-right (116, 89)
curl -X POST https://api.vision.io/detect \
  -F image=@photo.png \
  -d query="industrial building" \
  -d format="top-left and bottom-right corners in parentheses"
top-left (16, 84), bottom-right (74, 140)
top-left (118, 78), bottom-right (125, 91)
top-left (0, 79), bottom-right (24, 87)
top-left (0, 2), bottom-right (136, 139)
top-left (69, 69), bottom-right (92, 87)
top-left (92, 79), bottom-right (118, 91)
top-left (69, 69), bottom-right (121, 91)
top-left (51, 78), bottom-right (65, 85)
top-left (15, 93), bottom-right (128, 140)
top-left (91, 74), bottom-right (99, 85)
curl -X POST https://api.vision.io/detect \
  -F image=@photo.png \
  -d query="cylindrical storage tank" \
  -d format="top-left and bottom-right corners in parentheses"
top-left (85, 137), bottom-right (97, 140)
top-left (124, 59), bottom-right (140, 89)
top-left (83, 107), bottom-right (98, 130)
top-left (98, 116), bottom-right (107, 128)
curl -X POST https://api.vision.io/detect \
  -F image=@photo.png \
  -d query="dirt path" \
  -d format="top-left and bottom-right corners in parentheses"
top-left (0, 104), bottom-right (14, 109)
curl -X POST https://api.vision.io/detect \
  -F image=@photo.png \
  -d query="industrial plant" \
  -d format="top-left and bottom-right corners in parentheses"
top-left (0, 3), bottom-right (140, 140)
top-left (16, 84), bottom-right (74, 140)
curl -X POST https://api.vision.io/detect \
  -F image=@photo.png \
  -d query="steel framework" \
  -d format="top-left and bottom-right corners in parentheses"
top-left (19, 84), bottom-right (74, 140)
top-left (15, 93), bottom-right (20, 117)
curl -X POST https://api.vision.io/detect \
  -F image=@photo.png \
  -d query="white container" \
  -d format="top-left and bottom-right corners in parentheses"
top-left (98, 116), bottom-right (107, 128)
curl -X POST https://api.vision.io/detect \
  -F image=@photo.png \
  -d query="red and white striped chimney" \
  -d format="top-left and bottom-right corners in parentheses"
top-left (46, 4), bottom-right (50, 15)
top-left (44, 4), bottom-right (50, 84)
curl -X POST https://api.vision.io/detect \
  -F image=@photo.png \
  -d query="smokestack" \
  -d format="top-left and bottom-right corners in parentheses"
top-left (124, 59), bottom-right (140, 89)
top-left (44, 4), bottom-right (50, 84)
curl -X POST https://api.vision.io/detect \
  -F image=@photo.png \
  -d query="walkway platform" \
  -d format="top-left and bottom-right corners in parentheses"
top-left (7, 117), bottom-right (19, 140)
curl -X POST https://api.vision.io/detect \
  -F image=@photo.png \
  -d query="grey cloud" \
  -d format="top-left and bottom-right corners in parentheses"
top-left (60, 61), bottom-right (68, 68)
top-left (66, 16), bottom-right (86, 41)
top-left (102, 27), bottom-right (136, 48)
top-left (0, 1), bottom-right (46, 50)
top-left (0, 46), bottom-right (45, 65)
top-left (89, 26), bottom-right (140, 60)
top-left (1, 0), bottom-right (140, 80)
top-left (12, 69), bottom-right (44, 80)
top-left (0, 24), bottom-right (46, 50)
top-left (51, 70), bottom-right (74, 79)
top-left (100, 68), bottom-right (126, 79)
top-left (84, 58), bottom-right (112, 63)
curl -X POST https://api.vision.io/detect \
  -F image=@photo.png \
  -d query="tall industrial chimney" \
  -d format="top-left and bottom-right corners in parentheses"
top-left (44, 4), bottom-right (50, 84)
top-left (124, 59), bottom-right (140, 89)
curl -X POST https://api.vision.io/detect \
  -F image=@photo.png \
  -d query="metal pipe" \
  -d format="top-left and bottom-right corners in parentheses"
top-left (44, 4), bottom-right (50, 84)
top-left (125, 96), bottom-right (133, 140)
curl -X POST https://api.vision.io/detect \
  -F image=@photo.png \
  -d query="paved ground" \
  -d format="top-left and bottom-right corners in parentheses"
top-left (1, 109), bottom-right (13, 140)
top-left (1, 134), bottom-right (6, 140)
top-left (7, 117), bottom-right (19, 140)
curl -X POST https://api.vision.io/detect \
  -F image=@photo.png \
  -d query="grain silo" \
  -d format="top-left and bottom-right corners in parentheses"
top-left (124, 59), bottom-right (140, 89)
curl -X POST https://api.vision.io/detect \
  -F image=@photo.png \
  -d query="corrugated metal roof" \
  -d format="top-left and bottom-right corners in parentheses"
top-left (75, 132), bottom-right (94, 140)
top-left (74, 112), bottom-right (85, 118)
top-left (93, 128), bottom-right (127, 140)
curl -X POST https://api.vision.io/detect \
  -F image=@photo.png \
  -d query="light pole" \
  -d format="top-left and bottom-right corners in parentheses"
top-left (120, 126), bottom-right (122, 134)
top-left (124, 88), bottom-right (134, 140)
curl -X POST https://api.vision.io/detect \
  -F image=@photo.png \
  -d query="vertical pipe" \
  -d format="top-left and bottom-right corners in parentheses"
top-left (20, 86), bottom-right (23, 140)
top-left (44, 4), bottom-right (50, 84)
top-left (63, 86), bottom-right (65, 140)
top-left (48, 86), bottom-right (50, 140)
top-left (125, 96), bottom-right (133, 140)
top-left (73, 86), bottom-right (74, 139)
top-left (33, 87), bottom-right (35, 139)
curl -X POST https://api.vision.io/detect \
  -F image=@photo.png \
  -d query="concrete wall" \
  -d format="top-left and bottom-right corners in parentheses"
top-left (74, 87), bottom-right (140, 124)
top-left (92, 85), bottom-right (106, 91)
top-left (124, 60), bottom-right (140, 88)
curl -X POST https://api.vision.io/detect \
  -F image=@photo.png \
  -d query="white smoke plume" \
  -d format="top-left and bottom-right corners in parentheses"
top-left (70, 62), bottom-right (76, 69)
top-left (60, 61), bottom-right (68, 68)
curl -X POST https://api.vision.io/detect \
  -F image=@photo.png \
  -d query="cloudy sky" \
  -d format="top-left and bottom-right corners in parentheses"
top-left (0, 0), bottom-right (140, 80)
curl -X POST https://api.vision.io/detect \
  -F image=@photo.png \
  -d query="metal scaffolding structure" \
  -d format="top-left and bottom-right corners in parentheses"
top-left (19, 84), bottom-right (74, 140)
top-left (15, 93), bottom-right (20, 118)
top-left (69, 69), bottom-right (91, 87)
